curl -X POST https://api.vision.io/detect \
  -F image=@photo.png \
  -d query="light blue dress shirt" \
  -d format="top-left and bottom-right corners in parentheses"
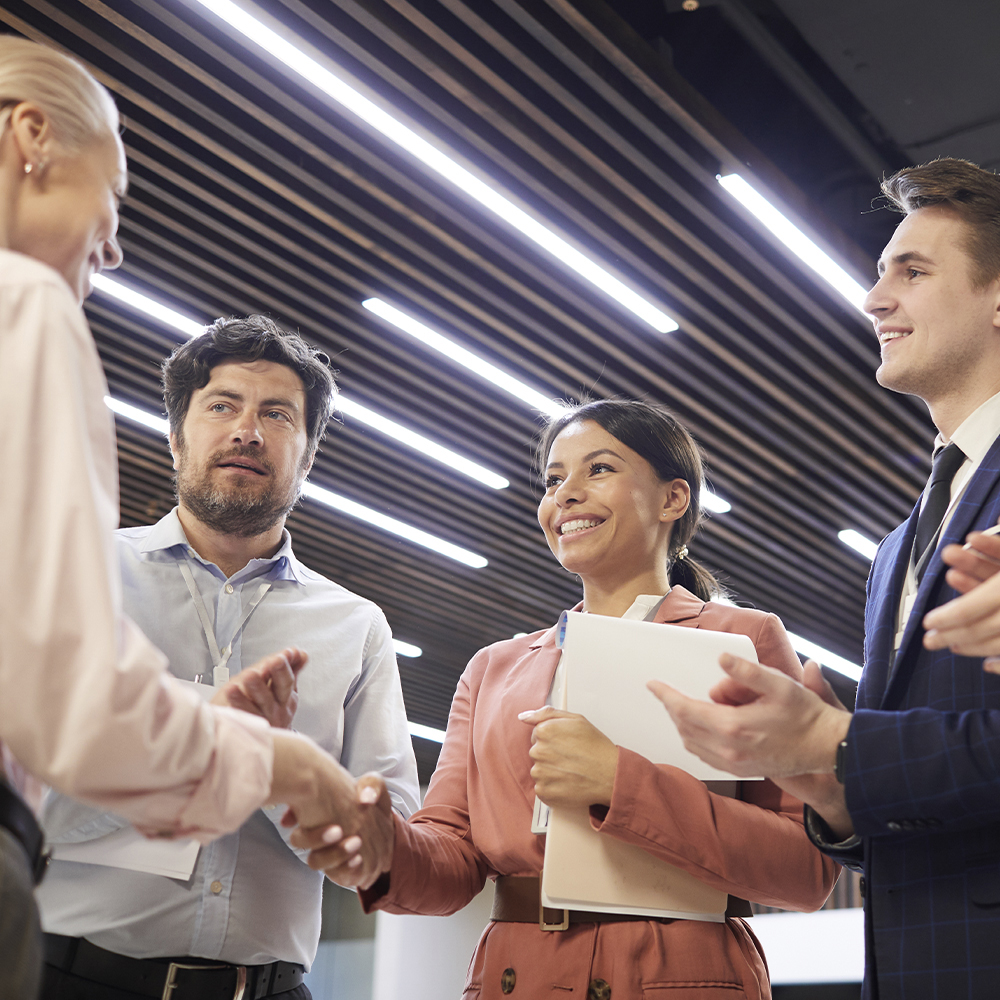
top-left (37, 508), bottom-right (420, 967)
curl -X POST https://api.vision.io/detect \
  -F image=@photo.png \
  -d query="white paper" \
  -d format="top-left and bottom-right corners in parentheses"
top-left (556, 610), bottom-right (762, 781)
top-left (52, 825), bottom-right (200, 880)
top-left (540, 612), bottom-right (762, 919)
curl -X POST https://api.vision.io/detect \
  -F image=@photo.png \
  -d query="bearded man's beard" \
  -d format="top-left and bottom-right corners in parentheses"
top-left (176, 448), bottom-right (302, 538)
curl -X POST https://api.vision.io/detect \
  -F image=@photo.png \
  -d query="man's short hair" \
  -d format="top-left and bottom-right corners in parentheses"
top-left (882, 158), bottom-right (1000, 288)
top-left (163, 315), bottom-right (337, 453)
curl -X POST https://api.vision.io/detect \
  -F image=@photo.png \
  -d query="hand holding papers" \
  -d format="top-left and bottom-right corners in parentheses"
top-left (537, 611), bottom-right (761, 922)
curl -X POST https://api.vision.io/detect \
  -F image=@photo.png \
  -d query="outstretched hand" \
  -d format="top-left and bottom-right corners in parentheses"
top-left (924, 526), bottom-right (1000, 666)
top-left (518, 707), bottom-right (618, 809)
top-left (211, 647), bottom-right (305, 728)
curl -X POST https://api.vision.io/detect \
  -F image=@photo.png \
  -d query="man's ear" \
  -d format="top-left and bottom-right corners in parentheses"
top-left (168, 432), bottom-right (180, 471)
top-left (302, 447), bottom-right (316, 478)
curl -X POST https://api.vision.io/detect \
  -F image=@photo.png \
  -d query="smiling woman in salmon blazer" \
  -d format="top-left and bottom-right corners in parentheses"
top-left (304, 397), bottom-right (839, 1000)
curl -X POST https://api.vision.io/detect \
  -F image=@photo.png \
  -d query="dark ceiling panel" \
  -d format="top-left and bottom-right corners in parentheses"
top-left (1, 0), bottom-right (936, 781)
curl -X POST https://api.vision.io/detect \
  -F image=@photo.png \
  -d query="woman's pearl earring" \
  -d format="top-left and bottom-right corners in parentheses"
top-left (23, 162), bottom-right (32, 174)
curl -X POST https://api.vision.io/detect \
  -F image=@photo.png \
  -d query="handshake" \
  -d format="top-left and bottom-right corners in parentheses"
top-left (211, 647), bottom-right (396, 890)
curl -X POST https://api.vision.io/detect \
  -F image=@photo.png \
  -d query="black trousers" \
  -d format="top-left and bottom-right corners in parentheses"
top-left (40, 963), bottom-right (312, 1000)
top-left (0, 826), bottom-right (42, 1000)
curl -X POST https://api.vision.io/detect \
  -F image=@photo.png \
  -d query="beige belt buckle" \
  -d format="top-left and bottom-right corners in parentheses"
top-left (162, 962), bottom-right (246, 1000)
top-left (538, 874), bottom-right (569, 931)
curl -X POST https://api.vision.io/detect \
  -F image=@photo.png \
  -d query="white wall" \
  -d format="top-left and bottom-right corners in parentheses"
top-left (371, 882), bottom-right (496, 1000)
top-left (751, 908), bottom-right (864, 984)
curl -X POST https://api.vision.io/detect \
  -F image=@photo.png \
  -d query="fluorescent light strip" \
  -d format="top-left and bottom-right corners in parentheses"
top-left (336, 395), bottom-right (507, 489)
top-left (702, 490), bottom-right (731, 515)
top-left (105, 396), bottom-right (170, 435)
top-left (393, 639), bottom-right (422, 658)
top-left (717, 174), bottom-right (869, 313)
top-left (838, 529), bottom-right (879, 562)
top-left (91, 273), bottom-right (205, 337)
top-left (300, 482), bottom-right (487, 568)
top-left (104, 396), bottom-right (487, 568)
top-left (363, 298), bottom-right (566, 417)
top-left (409, 722), bottom-right (446, 743)
top-left (363, 297), bottom-right (731, 513)
top-left (90, 277), bottom-right (507, 489)
top-left (191, 0), bottom-right (678, 334)
top-left (787, 631), bottom-right (862, 682)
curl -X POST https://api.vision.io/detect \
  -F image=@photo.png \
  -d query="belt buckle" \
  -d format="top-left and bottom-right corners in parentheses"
top-left (538, 877), bottom-right (569, 932)
top-left (162, 962), bottom-right (247, 1000)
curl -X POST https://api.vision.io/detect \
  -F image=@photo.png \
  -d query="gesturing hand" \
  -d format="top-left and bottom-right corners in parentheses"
top-left (288, 774), bottom-right (395, 890)
top-left (924, 526), bottom-right (1000, 665)
top-left (518, 707), bottom-right (618, 809)
top-left (211, 647), bottom-right (305, 728)
top-left (647, 653), bottom-right (851, 779)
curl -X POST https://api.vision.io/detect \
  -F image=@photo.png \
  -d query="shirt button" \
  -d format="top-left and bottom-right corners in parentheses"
top-left (225, 584), bottom-right (234, 594)
top-left (500, 968), bottom-right (515, 994)
top-left (210, 880), bottom-right (223, 894)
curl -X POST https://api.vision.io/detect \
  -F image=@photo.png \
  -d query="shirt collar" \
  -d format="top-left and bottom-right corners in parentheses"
top-left (934, 389), bottom-right (1000, 468)
top-left (527, 586), bottom-right (704, 649)
top-left (140, 507), bottom-right (305, 584)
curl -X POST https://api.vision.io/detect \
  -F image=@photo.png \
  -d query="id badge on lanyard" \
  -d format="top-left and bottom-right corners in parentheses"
top-left (177, 559), bottom-right (272, 686)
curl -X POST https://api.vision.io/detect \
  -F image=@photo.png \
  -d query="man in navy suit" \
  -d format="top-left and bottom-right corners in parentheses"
top-left (651, 158), bottom-right (1000, 1000)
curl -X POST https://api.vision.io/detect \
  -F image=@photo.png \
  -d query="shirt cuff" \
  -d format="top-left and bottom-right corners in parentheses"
top-left (804, 804), bottom-right (861, 851)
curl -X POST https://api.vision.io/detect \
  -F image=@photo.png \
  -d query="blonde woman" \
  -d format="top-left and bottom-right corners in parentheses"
top-left (0, 37), bottom-right (366, 999)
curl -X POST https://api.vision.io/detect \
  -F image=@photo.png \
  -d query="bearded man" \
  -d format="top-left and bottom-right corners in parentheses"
top-left (37, 315), bottom-right (419, 1000)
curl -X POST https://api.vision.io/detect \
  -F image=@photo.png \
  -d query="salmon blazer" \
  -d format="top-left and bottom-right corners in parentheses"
top-left (363, 587), bottom-right (837, 1000)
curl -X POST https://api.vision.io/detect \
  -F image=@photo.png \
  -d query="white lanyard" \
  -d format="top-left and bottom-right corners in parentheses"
top-left (177, 559), bottom-right (272, 687)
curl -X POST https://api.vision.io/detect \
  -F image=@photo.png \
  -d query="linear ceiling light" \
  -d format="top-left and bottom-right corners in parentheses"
top-left (336, 395), bottom-right (508, 489)
top-left (408, 722), bottom-right (446, 743)
top-left (190, 0), bottom-right (678, 333)
top-left (105, 395), bottom-right (488, 568)
top-left (717, 174), bottom-right (869, 313)
top-left (838, 528), bottom-right (879, 562)
top-left (701, 490), bottom-right (732, 515)
top-left (91, 273), bottom-right (205, 337)
top-left (90, 277), bottom-right (507, 489)
top-left (786, 631), bottom-right (862, 682)
top-left (300, 482), bottom-right (487, 568)
top-left (393, 639), bottom-right (423, 658)
top-left (363, 297), bottom-right (566, 417)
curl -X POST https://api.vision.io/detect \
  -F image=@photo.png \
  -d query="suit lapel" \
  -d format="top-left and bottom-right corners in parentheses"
top-left (858, 510), bottom-right (918, 709)
top-left (884, 434), bottom-right (1000, 704)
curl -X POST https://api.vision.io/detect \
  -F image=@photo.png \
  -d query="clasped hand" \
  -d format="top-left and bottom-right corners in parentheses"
top-left (212, 647), bottom-right (395, 890)
top-left (518, 707), bottom-right (618, 809)
top-left (283, 772), bottom-right (395, 891)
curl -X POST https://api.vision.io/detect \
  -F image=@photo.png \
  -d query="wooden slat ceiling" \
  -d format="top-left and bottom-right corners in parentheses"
top-left (1, 0), bottom-right (934, 780)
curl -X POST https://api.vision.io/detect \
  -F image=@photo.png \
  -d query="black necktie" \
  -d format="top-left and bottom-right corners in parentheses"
top-left (913, 442), bottom-right (966, 579)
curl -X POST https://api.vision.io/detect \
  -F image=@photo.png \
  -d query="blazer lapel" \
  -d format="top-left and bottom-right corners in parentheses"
top-left (885, 434), bottom-right (1000, 702)
top-left (858, 507), bottom-right (918, 708)
top-left (651, 586), bottom-right (706, 629)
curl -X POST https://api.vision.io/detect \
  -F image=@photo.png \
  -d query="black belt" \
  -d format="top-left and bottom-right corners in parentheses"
top-left (43, 934), bottom-right (305, 1000)
top-left (0, 776), bottom-right (48, 884)
top-left (491, 875), bottom-right (752, 931)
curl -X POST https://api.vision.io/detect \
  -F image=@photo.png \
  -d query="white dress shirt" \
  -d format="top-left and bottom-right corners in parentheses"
top-left (0, 249), bottom-right (271, 835)
top-left (38, 508), bottom-right (420, 967)
top-left (895, 391), bottom-right (1000, 647)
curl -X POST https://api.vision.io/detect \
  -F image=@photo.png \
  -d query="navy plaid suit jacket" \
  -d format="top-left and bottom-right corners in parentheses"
top-left (823, 432), bottom-right (1000, 999)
